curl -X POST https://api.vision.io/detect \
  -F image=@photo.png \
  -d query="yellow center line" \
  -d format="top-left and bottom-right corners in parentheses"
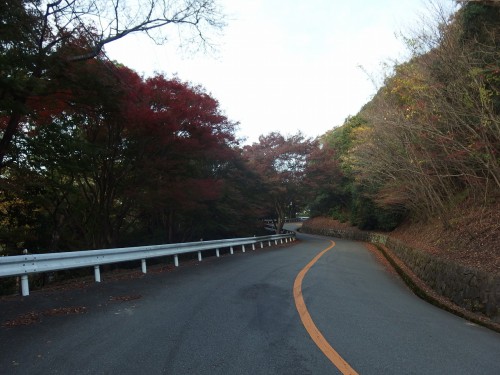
top-left (293, 240), bottom-right (359, 375)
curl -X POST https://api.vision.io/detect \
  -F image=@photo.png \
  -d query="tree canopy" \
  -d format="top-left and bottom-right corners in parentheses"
top-left (0, 0), bottom-right (225, 169)
top-left (0, 57), bottom-right (266, 255)
top-left (243, 132), bottom-right (318, 233)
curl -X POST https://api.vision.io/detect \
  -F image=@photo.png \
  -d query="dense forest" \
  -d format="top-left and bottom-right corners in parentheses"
top-left (0, 1), bottom-right (323, 255)
top-left (1, 1), bottom-right (499, 263)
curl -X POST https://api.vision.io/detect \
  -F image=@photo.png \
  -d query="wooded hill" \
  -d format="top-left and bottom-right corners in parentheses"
top-left (312, 2), bottom-right (499, 227)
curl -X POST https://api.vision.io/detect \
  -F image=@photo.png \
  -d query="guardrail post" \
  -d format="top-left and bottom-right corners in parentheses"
top-left (252, 243), bottom-right (255, 250)
top-left (260, 242), bottom-right (263, 248)
top-left (268, 240), bottom-right (271, 247)
top-left (216, 248), bottom-right (220, 257)
top-left (94, 265), bottom-right (101, 282)
top-left (275, 240), bottom-right (278, 245)
top-left (242, 245), bottom-right (245, 253)
top-left (280, 238), bottom-right (283, 244)
top-left (230, 246), bottom-right (234, 255)
top-left (20, 275), bottom-right (29, 296)
top-left (174, 254), bottom-right (179, 267)
top-left (198, 251), bottom-right (202, 261)
top-left (141, 259), bottom-right (147, 274)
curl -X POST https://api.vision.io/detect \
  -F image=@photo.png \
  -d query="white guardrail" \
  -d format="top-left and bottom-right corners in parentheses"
top-left (0, 233), bottom-right (296, 297)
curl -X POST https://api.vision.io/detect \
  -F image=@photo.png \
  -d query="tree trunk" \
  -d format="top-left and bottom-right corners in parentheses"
top-left (0, 108), bottom-right (24, 169)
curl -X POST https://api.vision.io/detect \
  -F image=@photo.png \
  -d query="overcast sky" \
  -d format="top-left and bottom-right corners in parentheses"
top-left (105, 0), bottom-right (438, 144)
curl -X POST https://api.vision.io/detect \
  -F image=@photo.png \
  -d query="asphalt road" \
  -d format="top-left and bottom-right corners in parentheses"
top-left (1, 230), bottom-right (499, 374)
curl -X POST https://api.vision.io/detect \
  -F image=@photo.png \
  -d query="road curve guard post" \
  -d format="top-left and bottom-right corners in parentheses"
top-left (0, 232), bottom-right (295, 297)
top-left (94, 265), bottom-right (101, 283)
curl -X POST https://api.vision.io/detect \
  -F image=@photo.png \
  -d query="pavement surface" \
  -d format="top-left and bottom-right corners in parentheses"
top-left (1, 230), bottom-right (499, 374)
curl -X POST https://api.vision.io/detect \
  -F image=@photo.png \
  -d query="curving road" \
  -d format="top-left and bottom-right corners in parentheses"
top-left (1, 229), bottom-right (499, 374)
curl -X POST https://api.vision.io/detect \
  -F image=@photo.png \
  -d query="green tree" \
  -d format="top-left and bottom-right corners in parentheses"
top-left (308, 114), bottom-right (404, 230)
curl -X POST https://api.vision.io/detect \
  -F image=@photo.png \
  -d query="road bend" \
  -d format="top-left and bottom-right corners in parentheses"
top-left (0, 230), bottom-right (499, 374)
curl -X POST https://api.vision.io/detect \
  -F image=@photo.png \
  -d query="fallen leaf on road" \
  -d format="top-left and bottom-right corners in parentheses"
top-left (109, 294), bottom-right (142, 302)
top-left (1, 306), bottom-right (87, 327)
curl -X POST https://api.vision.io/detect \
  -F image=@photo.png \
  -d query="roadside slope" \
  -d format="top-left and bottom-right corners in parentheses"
top-left (303, 206), bottom-right (500, 276)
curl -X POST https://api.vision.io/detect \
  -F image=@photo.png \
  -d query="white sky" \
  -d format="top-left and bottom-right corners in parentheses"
top-left (105, 0), bottom-right (434, 144)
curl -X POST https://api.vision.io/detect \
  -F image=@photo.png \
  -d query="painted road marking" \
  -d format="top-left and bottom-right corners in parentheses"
top-left (293, 240), bottom-right (358, 375)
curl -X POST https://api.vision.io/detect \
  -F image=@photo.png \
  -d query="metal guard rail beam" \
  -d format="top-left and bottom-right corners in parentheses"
top-left (0, 233), bottom-right (295, 296)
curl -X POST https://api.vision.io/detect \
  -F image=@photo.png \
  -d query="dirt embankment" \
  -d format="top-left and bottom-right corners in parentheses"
top-left (304, 202), bottom-right (500, 276)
